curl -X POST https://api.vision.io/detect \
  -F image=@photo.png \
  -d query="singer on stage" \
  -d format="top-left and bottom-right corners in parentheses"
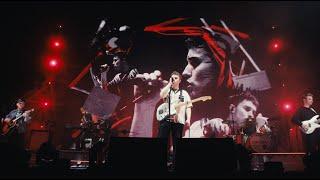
top-left (158, 71), bottom-right (192, 169)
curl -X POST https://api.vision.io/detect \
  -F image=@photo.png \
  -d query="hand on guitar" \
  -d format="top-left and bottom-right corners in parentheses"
top-left (299, 115), bottom-right (320, 134)
top-left (22, 111), bottom-right (31, 118)
top-left (301, 123), bottom-right (309, 132)
top-left (3, 118), bottom-right (10, 123)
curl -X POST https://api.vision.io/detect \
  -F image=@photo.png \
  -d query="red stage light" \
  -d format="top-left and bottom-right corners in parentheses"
top-left (44, 56), bottom-right (63, 72)
top-left (49, 59), bottom-right (57, 67)
top-left (281, 102), bottom-right (293, 113)
top-left (40, 100), bottom-right (50, 109)
top-left (54, 41), bottom-right (60, 47)
top-left (269, 39), bottom-right (283, 53)
top-left (41, 101), bottom-right (49, 107)
top-left (284, 104), bottom-right (291, 110)
top-left (49, 36), bottom-right (64, 50)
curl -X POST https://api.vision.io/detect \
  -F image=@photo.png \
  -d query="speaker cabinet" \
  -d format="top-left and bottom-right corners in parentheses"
top-left (175, 138), bottom-right (237, 175)
top-left (107, 137), bottom-right (168, 174)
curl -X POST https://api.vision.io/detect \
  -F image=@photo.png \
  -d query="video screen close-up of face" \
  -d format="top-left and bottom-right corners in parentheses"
top-left (234, 99), bottom-right (257, 127)
top-left (183, 47), bottom-right (218, 98)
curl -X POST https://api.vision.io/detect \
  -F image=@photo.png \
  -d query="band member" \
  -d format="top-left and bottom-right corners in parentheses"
top-left (3, 99), bottom-right (32, 149)
top-left (158, 71), bottom-right (192, 168)
top-left (292, 92), bottom-right (320, 154)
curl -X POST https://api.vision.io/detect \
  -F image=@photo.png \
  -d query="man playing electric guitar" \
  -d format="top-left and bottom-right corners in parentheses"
top-left (158, 71), bottom-right (192, 169)
top-left (292, 93), bottom-right (320, 154)
top-left (3, 99), bottom-right (32, 149)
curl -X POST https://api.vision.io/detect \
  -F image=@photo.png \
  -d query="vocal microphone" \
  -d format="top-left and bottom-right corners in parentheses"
top-left (100, 64), bottom-right (109, 68)
top-left (90, 19), bottom-right (107, 47)
top-left (96, 19), bottom-right (106, 35)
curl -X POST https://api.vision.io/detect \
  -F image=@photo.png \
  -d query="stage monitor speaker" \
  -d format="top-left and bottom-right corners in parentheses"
top-left (107, 137), bottom-right (168, 174)
top-left (29, 130), bottom-right (49, 151)
top-left (175, 138), bottom-right (237, 175)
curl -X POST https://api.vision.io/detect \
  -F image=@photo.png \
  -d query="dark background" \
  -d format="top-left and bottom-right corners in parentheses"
top-left (0, 1), bottom-right (319, 146)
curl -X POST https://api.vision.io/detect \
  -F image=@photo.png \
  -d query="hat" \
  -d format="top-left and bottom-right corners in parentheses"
top-left (16, 98), bottom-right (25, 103)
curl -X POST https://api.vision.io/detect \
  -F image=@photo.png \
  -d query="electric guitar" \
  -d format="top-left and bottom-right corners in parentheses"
top-left (300, 115), bottom-right (320, 134)
top-left (156, 96), bottom-right (212, 122)
top-left (2, 109), bottom-right (34, 135)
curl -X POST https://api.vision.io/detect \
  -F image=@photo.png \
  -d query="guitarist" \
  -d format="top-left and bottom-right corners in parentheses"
top-left (292, 93), bottom-right (320, 155)
top-left (3, 99), bottom-right (31, 149)
top-left (158, 71), bottom-right (192, 169)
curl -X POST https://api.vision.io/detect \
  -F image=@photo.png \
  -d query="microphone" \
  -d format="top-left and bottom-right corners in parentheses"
top-left (90, 19), bottom-right (107, 47)
top-left (96, 19), bottom-right (106, 35)
top-left (171, 77), bottom-right (174, 83)
top-left (100, 64), bottom-right (109, 68)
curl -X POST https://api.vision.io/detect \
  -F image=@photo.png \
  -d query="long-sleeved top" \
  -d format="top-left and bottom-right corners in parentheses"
top-left (292, 107), bottom-right (317, 126)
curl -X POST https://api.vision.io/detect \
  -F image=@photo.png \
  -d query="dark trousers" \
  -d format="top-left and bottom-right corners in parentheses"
top-left (158, 120), bottom-right (184, 165)
top-left (303, 128), bottom-right (320, 154)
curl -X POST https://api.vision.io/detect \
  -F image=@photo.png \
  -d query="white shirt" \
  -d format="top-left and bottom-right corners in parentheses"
top-left (161, 87), bottom-right (192, 124)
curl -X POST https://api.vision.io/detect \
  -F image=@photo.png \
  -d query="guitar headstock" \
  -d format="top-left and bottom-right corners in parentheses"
top-left (199, 96), bottom-right (212, 102)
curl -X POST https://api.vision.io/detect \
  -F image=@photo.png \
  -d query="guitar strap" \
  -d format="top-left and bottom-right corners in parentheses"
top-left (179, 89), bottom-right (184, 102)
top-left (168, 88), bottom-right (172, 119)
top-left (15, 111), bottom-right (23, 124)
top-left (310, 108), bottom-right (317, 114)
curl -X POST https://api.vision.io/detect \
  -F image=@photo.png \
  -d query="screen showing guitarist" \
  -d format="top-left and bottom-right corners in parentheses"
top-left (3, 99), bottom-right (32, 149)
top-left (158, 71), bottom-right (192, 169)
top-left (292, 92), bottom-right (320, 155)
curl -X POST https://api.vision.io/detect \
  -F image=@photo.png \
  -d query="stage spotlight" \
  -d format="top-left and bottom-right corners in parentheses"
top-left (269, 39), bottom-right (283, 53)
top-left (44, 56), bottom-right (63, 72)
top-left (54, 41), bottom-right (60, 47)
top-left (40, 99), bottom-right (51, 109)
top-left (49, 59), bottom-right (57, 67)
top-left (281, 102), bottom-right (293, 113)
top-left (49, 36), bottom-right (64, 50)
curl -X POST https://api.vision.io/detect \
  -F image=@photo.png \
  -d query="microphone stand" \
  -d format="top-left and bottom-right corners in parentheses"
top-left (231, 110), bottom-right (235, 136)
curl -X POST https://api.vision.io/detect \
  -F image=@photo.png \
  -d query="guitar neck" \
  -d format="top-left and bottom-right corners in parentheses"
top-left (190, 97), bottom-right (206, 104)
top-left (12, 109), bottom-right (34, 122)
top-left (12, 114), bottom-right (24, 123)
top-left (176, 97), bottom-right (206, 107)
